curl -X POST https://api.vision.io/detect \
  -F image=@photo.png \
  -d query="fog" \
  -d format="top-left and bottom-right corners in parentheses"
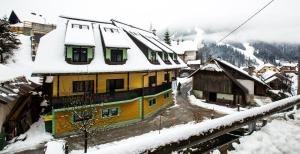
top-left (1, 0), bottom-right (299, 43)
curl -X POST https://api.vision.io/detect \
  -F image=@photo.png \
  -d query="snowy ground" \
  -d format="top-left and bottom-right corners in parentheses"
top-left (0, 118), bottom-right (53, 154)
top-left (188, 95), bottom-right (240, 114)
top-left (228, 110), bottom-right (300, 154)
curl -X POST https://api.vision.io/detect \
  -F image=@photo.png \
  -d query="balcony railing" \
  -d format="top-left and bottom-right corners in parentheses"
top-left (52, 82), bottom-right (172, 109)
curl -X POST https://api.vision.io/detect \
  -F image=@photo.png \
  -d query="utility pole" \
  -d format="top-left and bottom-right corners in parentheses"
top-left (298, 45), bottom-right (300, 95)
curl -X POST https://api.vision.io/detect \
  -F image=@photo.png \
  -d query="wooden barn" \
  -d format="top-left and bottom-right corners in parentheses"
top-left (190, 59), bottom-right (269, 107)
top-left (264, 73), bottom-right (292, 92)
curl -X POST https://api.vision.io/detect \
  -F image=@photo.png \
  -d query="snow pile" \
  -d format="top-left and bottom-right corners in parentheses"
top-left (6, 34), bottom-right (40, 83)
top-left (1, 118), bottom-right (53, 153)
top-left (188, 95), bottom-right (238, 114)
top-left (229, 115), bottom-right (300, 154)
top-left (45, 140), bottom-right (65, 154)
top-left (261, 71), bottom-right (276, 80)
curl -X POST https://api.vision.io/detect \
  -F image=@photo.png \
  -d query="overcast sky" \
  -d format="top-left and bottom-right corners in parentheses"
top-left (1, 0), bottom-right (300, 43)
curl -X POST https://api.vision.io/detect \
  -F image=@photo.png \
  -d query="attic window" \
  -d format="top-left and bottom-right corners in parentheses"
top-left (72, 24), bottom-right (89, 30)
top-left (104, 27), bottom-right (119, 33)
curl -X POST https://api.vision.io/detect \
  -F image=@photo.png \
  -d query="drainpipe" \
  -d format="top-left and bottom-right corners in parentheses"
top-left (141, 71), bottom-right (149, 120)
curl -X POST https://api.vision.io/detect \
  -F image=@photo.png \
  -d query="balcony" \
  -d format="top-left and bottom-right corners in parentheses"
top-left (52, 82), bottom-right (172, 109)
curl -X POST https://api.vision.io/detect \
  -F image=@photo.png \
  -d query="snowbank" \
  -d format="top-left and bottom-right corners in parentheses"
top-left (1, 118), bottom-right (53, 153)
top-left (188, 95), bottom-right (238, 114)
top-left (229, 116), bottom-right (300, 154)
top-left (45, 140), bottom-right (65, 154)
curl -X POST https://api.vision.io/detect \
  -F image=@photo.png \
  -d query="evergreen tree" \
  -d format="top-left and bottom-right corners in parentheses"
top-left (164, 30), bottom-right (171, 45)
top-left (0, 17), bottom-right (20, 63)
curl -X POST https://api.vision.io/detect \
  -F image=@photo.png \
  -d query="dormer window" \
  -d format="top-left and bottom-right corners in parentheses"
top-left (104, 27), bottom-right (119, 33)
top-left (65, 46), bottom-right (94, 64)
top-left (105, 48), bottom-right (127, 65)
top-left (170, 53), bottom-right (180, 64)
top-left (72, 24), bottom-right (89, 30)
top-left (148, 50), bottom-right (158, 64)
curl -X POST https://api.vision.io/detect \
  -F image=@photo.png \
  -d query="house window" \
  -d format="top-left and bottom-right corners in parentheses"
top-left (106, 79), bottom-right (124, 93)
top-left (73, 111), bottom-right (93, 122)
top-left (164, 92), bottom-right (170, 99)
top-left (72, 24), bottom-right (89, 30)
top-left (149, 98), bottom-right (156, 106)
top-left (164, 73), bottom-right (170, 82)
top-left (149, 76), bottom-right (156, 87)
top-left (73, 48), bottom-right (88, 62)
top-left (174, 54), bottom-right (177, 60)
top-left (101, 107), bottom-right (119, 118)
top-left (73, 80), bottom-right (94, 93)
top-left (111, 49), bottom-right (123, 62)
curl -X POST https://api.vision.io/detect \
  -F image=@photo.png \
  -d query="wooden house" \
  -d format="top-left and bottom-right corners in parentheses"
top-left (279, 63), bottom-right (298, 74)
top-left (256, 63), bottom-right (279, 76)
top-left (264, 73), bottom-right (292, 92)
top-left (0, 64), bottom-right (40, 145)
top-left (32, 16), bottom-right (186, 136)
top-left (171, 40), bottom-right (198, 64)
top-left (8, 10), bottom-right (56, 59)
top-left (190, 59), bottom-right (269, 107)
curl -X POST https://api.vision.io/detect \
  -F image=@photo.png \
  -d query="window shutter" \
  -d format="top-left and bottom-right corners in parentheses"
top-left (67, 46), bottom-right (73, 59)
top-left (106, 48), bottom-right (111, 60)
top-left (123, 49), bottom-right (127, 60)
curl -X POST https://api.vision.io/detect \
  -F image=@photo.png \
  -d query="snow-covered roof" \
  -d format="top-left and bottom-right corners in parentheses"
top-left (280, 62), bottom-right (297, 67)
top-left (171, 40), bottom-right (198, 55)
top-left (215, 59), bottom-right (268, 86)
top-left (11, 10), bottom-right (47, 24)
top-left (99, 23), bottom-right (130, 49)
top-left (187, 60), bottom-right (201, 65)
top-left (0, 64), bottom-right (22, 83)
top-left (264, 76), bottom-right (278, 83)
top-left (113, 20), bottom-right (174, 54)
top-left (201, 63), bottom-right (222, 72)
top-left (127, 32), bottom-right (162, 51)
top-left (64, 20), bottom-right (95, 46)
top-left (33, 17), bottom-right (186, 74)
top-left (261, 71), bottom-right (276, 80)
top-left (256, 63), bottom-right (277, 71)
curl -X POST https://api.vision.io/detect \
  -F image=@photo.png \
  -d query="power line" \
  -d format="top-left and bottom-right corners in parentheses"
top-left (218, 0), bottom-right (275, 43)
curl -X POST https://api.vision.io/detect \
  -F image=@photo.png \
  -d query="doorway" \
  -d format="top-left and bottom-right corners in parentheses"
top-left (208, 92), bottom-right (217, 102)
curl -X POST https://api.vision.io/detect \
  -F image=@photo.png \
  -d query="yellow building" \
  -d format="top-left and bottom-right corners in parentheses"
top-left (34, 16), bottom-right (186, 136)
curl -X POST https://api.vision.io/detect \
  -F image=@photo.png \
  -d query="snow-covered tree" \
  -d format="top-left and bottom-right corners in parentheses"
top-left (164, 30), bottom-right (171, 45)
top-left (0, 17), bottom-right (20, 63)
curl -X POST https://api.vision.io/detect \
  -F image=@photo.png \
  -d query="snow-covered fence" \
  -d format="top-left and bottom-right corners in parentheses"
top-left (72, 96), bottom-right (300, 154)
top-left (143, 95), bottom-right (300, 153)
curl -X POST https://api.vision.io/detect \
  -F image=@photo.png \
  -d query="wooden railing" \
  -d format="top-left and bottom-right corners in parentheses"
top-left (51, 82), bottom-right (171, 109)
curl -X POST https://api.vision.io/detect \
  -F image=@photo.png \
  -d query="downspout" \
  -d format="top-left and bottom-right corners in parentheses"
top-left (141, 71), bottom-right (149, 120)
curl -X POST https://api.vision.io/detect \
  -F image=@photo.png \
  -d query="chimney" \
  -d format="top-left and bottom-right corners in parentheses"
top-left (152, 29), bottom-right (156, 36)
top-left (248, 65), bottom-right (255, 76)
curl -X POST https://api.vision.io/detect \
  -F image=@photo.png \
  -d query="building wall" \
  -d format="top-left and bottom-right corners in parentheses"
top-left (52, 90), bottom-right (172, 136)
top-left (53, 98), bottom-right (140, 136)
